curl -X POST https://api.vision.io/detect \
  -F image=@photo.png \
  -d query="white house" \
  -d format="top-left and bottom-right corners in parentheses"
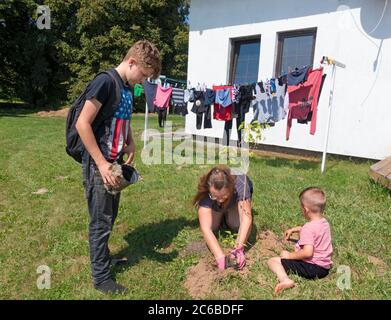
top-left (185, 0), bottom-right (391, 160)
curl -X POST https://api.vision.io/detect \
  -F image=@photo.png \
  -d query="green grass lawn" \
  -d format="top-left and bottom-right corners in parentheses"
top-left (0, 109), bottom-right (390, 299)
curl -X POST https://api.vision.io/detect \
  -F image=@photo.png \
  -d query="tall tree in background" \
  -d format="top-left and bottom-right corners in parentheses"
top-left (0, 0), bottom-right (189, 110)
top-left (0, 0), bottom-right (68, 107)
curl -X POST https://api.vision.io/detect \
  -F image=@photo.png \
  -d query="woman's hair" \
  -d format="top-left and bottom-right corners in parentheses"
top-left (123, 40), bottom-right (162, 79)
top-left (192, 165), bottom-right (236, 207)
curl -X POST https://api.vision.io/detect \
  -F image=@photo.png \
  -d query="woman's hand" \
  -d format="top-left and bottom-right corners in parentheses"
top-left (231, 246), bottom-right (246, 270)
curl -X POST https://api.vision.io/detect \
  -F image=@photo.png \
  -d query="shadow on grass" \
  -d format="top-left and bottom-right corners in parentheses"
top-left (112, 217), bottom-right (198, 275)
top-left (247, 222), bottom-right (258, 250)
top-left (246, 208), bottom-right (259, 250)
top-left (0, 102), bottom-right (69, 117)
top-left (0, 103), bottom-right (38, 117)
top-left (263, 158), bottom-right (320, 170)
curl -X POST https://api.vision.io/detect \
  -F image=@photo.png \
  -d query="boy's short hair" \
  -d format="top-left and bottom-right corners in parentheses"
top-left (123, 40), bottom-right (162, 79)
top-left (299, 187), bottom-right (326, 213)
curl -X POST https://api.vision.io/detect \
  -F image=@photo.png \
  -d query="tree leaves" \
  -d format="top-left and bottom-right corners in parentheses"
top-left (0, 0), bottom-right (189, 110)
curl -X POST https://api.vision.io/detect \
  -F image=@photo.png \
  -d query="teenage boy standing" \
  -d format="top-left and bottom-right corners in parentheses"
top-left (76, 40), bottom-right (161, 294)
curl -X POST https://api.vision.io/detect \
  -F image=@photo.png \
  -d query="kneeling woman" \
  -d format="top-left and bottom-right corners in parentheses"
top-left (193, 165), bottom-right (253, 270)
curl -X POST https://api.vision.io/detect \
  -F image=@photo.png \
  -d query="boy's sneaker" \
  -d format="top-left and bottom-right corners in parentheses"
top-left (110, 256), bottom-right (129, 267)
top-left (94, 279), bottom-right (128, 294)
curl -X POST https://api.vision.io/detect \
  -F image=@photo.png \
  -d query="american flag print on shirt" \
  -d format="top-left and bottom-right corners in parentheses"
top-left (106, 87), bottom-right (133, 161)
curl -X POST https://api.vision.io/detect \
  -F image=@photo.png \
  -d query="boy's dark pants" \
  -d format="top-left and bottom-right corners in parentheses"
top-left (82, 158), bottom-right (120, 286)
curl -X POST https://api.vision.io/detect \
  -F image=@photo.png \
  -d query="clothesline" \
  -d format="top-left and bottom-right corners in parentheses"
top-left (140, 66), bottom-right (325, 146)
top-left (139, 57), bottom-right (345, 174)
top-left (183, 66), bottom-right (326, 145)
top-left (142, 75), bottom-right (187, 148)
top-left (185, 58), bottom-right (345, 174)
top-left (186, 61), bottom-right (329, 90)
top-left (161, 76), bottom-right (187, 86)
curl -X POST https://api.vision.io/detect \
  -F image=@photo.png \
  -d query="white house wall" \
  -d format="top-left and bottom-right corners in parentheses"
top-left (185, 0), bottom-right (391, 160)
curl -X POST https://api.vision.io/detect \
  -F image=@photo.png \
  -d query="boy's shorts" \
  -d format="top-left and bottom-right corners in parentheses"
top-left (281, 259), bottom-right (330, 279)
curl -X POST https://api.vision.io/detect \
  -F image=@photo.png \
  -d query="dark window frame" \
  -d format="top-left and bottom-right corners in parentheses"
top-left (229, 35), bottom-right (261, 85)
top-left (275, 28), bottom-right (317, 77)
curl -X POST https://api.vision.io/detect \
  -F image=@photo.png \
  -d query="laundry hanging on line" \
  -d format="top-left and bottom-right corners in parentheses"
top-left (144, 79), bottom-right (158, 112)
top-left (171, 87), bottom-right (188, 116)
top-left (212, 85), bottom-right (233, 122)
top-left (133, 83), bottom-right (143, 97)
top-left (153, 84), bottom-right (172, 128)
top-left (252, 77), bottom-right (287, 126)
top-left (287, 66), bottom-right (311, 86)
top-left (190, 89), bottom-right (214, 129)
top-left (286, 67), bottom-right (325, 140)
top-left (143, 64), bottom-right (327, 141)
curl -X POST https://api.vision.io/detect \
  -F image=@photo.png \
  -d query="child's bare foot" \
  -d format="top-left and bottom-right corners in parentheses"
top-left (274, 279), bottom-right (295, 294)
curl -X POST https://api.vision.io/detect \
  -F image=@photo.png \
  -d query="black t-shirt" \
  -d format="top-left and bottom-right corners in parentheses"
top-left (85, 69), bottom-right (133, 161)
top-left (287, 66), bottom-right (310, 86)
top-left (198, 175), bottom-right (253, 212)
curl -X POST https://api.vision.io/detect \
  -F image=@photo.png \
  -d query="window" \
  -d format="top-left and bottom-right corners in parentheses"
top-left (276, 28), bottom-right (317, 77)
top-left (229, 37), bottom-right (261, 85)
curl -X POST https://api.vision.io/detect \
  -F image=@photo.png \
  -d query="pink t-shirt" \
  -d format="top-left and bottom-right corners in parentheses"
top-left (295, 218), bottom-right (333, 269)
top-left (154, 85), bottom-right (172, 109)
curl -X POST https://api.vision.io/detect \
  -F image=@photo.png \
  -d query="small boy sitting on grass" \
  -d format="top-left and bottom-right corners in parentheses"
top-left (268, 187), bottom-right (333, 294)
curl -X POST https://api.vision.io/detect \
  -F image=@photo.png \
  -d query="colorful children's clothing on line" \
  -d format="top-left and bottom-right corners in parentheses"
top-left (154, 84), bottom-right (172, 109)
top-left (286, 67), bottom-right (324, 140)
top-left (133, 84), bottom-right (143, 97)
top-left (213, 85), bottom-right (233, 121)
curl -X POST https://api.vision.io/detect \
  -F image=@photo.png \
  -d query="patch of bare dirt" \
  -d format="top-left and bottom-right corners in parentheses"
top-left (157, 242), bottom-right (176, 254)
top-left (215, 286), bottom-right (240, 300)
top-left (37, 108), bottom-right (69, 117)
top-left (56, 176), bottom-right (69, 181)
top-left (116, 222), bottom-right (129, 234)
top-left (251, 148), bottom-right (320, 162)
top-left (32, 188), bottom-right (49, 195)
top-left (251, 230), bottom-right (284, 259)
top-left (184, 230), bottom-right (292, 299)
top-left (368, 255), bottom-right (388, 276)
top-left (184, 255), bottom-right (229, 299)
top-left (68, 256), bottom-right (89, 274)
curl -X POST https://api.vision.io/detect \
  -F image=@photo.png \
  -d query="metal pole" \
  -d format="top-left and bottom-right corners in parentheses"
top-left (320, 56), bottom-right (346, 174)
top-left (321, 64), bottom-right (336, 174)
top-left (143, 101), bottom-right (148, 149)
